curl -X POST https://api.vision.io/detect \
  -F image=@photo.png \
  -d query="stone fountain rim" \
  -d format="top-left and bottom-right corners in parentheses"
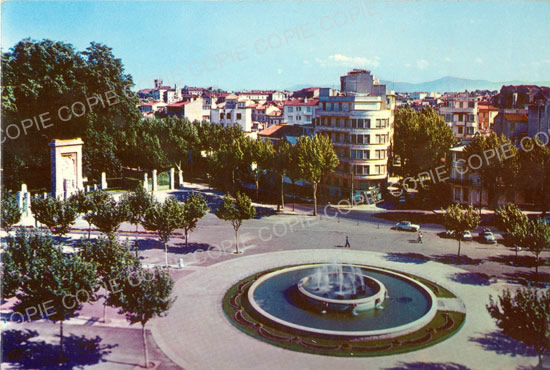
top-left (247, 263), bottom-right (438, 338)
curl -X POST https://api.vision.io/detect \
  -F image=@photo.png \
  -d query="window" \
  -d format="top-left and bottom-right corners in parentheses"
top-left (352, 119), bottom-right (357, 128)
top-left (220, 113), bottom-right (225, 119)
top-left (467, 127), bottom-right (474, 135)
top-left (375, 165), bottom-right (385, 175)
top-left (468, 102), bottom-right (475, 108)
top-left (458, 126), bottom-right (464, 135)
top-left (376, 119), bottom-right (387, 128)
top-left (227, 113), bottom-right (231, 120)
top-left (376, 134), bottom-right (386, 144)
top-left (236, 113), bottom-right (242, 120)
top-left (376, 150), bottom-right (386, 159)
top-left (307, 107), bottom-right (311, 112)
top-left (288, 107), bottom-right (294, 112)
top-left (297, 115), bottom-right (302, 121)
top-left (469, 114), bottom-right (475, 122)
top-left (297, 107), bottom-right (302, 112)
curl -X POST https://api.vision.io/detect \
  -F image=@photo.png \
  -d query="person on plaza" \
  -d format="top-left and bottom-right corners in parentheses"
top-left (417, 230), bottom-right (423, 244)
top-left (344, 235), bottom-right (351, 248)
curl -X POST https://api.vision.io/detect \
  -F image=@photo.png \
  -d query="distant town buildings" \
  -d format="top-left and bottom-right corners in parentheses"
top-left (315, 69), bottom-right (395, 202)
top-left (283, 98), bottom-right (318, 126)
top-left (439, 93), bottom-right (479, 140)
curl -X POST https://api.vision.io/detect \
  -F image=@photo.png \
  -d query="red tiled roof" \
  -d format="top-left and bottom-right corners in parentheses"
top-left (283, 98), bottom-right (319, 106)
top-left (167, 101), bottom-right (190, 108)
top-left (258, 124), bottom-right (304, 138)
top-left (504, 113), bottom-right (528, 121)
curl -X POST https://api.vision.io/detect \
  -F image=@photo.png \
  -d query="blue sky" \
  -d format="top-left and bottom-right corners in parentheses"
top-left (2, 1), bottom-right (550, 90)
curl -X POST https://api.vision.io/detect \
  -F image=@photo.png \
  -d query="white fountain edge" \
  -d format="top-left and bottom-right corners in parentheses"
top-left (247, 263), bottom-right (439, 339)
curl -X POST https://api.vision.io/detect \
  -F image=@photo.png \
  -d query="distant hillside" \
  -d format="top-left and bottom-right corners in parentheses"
top-left (288, 77), bottom-right (550, 94)
top-left (381, 76), bottom-right (550, 93)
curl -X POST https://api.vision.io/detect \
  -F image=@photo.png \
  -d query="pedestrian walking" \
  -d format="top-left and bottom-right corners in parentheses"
top-left (417, 231), bottom-right (423, 244)
top-left (344, 235), bottom-right (351, 248)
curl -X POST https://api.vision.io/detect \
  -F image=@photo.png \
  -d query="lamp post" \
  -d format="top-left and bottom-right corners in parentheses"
top-left (350, 163), bottom-right (355, 209)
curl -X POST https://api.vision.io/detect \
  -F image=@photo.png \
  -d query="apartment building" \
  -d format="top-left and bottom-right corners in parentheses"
top-left (439, 94), bottom-right (479, 140)
top-left (283, 98), bottom-right (318, 125)
top-left (477, 103), bottom-right (498, 133)
top-left (165, 96), bottom-right (204, 122)
top-left (314, 69), bottom-right (395, 202)
top-left (210, 94), bottom-right (254, 132)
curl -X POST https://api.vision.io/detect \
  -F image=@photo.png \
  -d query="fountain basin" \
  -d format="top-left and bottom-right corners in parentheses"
top-left (297, 273), bottom-right (386, 312)
top-left (247, 264), bottom-right (438, 339)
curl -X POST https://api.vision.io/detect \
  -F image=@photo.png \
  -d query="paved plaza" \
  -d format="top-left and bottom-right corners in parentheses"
top-left (2, 185), bottom-right (549, 369)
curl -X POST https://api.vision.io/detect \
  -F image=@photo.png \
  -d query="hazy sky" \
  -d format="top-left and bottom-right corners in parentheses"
top-left (3, 1), bottom-right (549, 90)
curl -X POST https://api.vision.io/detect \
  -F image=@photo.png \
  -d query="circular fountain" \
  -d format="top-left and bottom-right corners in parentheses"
top-left (247, 263), bottom-right (438, 338)
top-left (296, 265), bottom-right (386, 312)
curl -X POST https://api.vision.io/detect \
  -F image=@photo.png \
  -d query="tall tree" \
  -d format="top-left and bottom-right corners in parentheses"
top-left (517, 141), bottom-right (550, 213)
top-left (2, 39), bottom-right (140, 190)
top-left (142, 198), bottom-right (185, 267)
top-left (393, 106), bottom-right (455, 178)
top-left (1, 191), bottom-right (22, 232)
top-left (269, 139), bottom-right (291, 210)
top-left (31, 197), bottom-right (77, 236)
top-left (443, 204), bottom-right (480, 258)
top-left (125, 184), bottom-right (155, 257)
top-left (215, 192), bottom-right (256, 254)
top-left (464, 133), bottom-right (519, 209)
top-left (512, 218), bottom-right (550, 279)
top-left (87, 193), bottom-right (130, 238)
top-left (295, 134), bottom-right (339, 216)
top-left (487, 288), bottom-right (550, 367)
top-left (181, 193), bottom-right (209, 248)
top-left (81, 236), bottom-right (139, 322)
top-left (2, 230), bottom-right (97, 362)
top-left (113, 267), bottom-right (175, 369)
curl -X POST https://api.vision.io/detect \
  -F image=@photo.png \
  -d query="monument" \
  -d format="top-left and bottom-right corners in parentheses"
top-left (50, 138), bottom-right (84, 199)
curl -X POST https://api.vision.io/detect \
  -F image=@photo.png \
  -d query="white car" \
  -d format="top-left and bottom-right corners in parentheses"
top-left (445, 230), bottom-right (472, 241)
top-left (394, 221), bottom-right (420, 232)
top-left (480, 230), bottom-right (497, 244)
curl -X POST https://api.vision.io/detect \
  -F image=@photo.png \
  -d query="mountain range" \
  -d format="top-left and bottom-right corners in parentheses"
top-left (287, 77), bottom-right (550, 94)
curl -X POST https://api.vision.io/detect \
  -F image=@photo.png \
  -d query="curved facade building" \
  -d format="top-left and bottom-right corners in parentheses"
top-left (314, 70), bottom-right (395, 202)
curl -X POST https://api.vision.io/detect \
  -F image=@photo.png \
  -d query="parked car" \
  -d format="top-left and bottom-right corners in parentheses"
top-left (394, 221), bottom-right (420, 232)
top-left (445, 230), bottom-right (473, 241)
top-left (480, 229), bottom-right (497, 244)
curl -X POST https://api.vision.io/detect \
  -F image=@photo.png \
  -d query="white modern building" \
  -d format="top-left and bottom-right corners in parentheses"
top-left (283, 98), bottom-right (318, 125)
top-left (210, 94), bottom-right (254, 132)
top-left (315, 69), bottom-right (395, 202)
top-left (439, 94), bottom-right (479, 140)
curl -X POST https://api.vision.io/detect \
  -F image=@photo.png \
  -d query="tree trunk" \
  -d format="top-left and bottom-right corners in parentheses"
top-left (164, 241), bottom-right (168, 267)
top-left (135, 224), bottom-right (139, 258)
top-left (59, 321), bottom-right (64, 363)
top-left (232, 170), bottom-right (236, 194)
top-left (185, 230), bottom-right (189, 248)
top-left (103, 300), bottom-right (107, 323)
top-left (280, 175), bottom-right (285, 210)
top-left (312, 183), bottom-right (318, 216)
top-left (142, 323), bottom-right (150, 368)
top-left (234, 228), bottom-right (239, 254)
top-left (255, 178), bottom-right (259, 200)
top-left (535, 255), bottom-right (539, 280)
top-left (88, 221), bottom-right (91, 240)
top-left (457, 239), bottom-right (461, 258)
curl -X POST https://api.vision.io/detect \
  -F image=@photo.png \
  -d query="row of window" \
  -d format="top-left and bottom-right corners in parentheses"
top-left (353, 165), bottom-right (386, 175)
top-left (287, 106), bottom-right (313, 113)
top-left (317, 117), bottom-right (390, 129)
top-left (444, 114), bottom-right (476, 123)
top-left (287, 115), bottom-right (312, 122)
top-left (220, 112), bottom-right (242, 120)
top-left (444, 101), bottom-right (476, 108)
top-left (457, 126), bottom-right (475, 135)
top-left (349, 134), bottom-right (389, 145)
top-left (349, 149), bottom-right (387, 160)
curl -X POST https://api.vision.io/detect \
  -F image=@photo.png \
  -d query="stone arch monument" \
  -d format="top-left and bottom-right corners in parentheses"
top-left (50, 138), bottom-right (84, 199)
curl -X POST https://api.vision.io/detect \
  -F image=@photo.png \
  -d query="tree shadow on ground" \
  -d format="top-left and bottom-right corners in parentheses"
top-left (488, 254), bottom-right (548, 268)
top-left (384, 362), bottom-right (471, 370)
top-left (449, 272), bottom-right (492, 286)
top-left (469, 331), bottom-right (537, 357)
top-left (2, 329), bottom-right (116, 369)
top-left (384, 252), bottom-right (430, 264)
top-left (431, 254), bottom-right (483, 266)
top-left (502, 271), bottom-right (550, 288)
top-left (138, 238), bottom-right (212, 255)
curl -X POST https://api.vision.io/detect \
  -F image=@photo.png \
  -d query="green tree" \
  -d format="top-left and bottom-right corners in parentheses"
top-left (114, 267), bottom-right (175, 368)
top-left (125, 184), bottom-right (154, 257)
top-left (393, 106), bottom-right (455, 178)
top-left (215, 192), bottom-right (256, 254)
top-left (464, 133), bottom-right (519, 209)
top-left (2, 39), bottom-right (140, 190)
top-left (181, 193), bottom-right (209, 248)
top-left (87, 194), bottom-right (130, 238)
top-left (80, 191), bottom-right (111, 239)
top-left (269, 139), bottom-right (291, 210)
top-left (2, 230), bottom-right (97, 362)
top-left (81, 237), bottom-right (139, 322)
top-left (512, 218), bottom-right (550, 278)
top-left (1, 191), bottom-right (21, 232)
top-left (487, 288), bottom-right (550, 367)
top-left (242, 137), bottom-right (273, 200)
top-left (517, 141), bottom-right (550, 213)
top-left (295, 134), bottom-right (339, 216)
top-left (495, 203), bottom-right (528, 233)
top-left (142, 198), bottom-right (185, 267)
top-left (443, 204), bottom-right (480, 257)
top-left (31, 197), bottom-right (77, 236)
